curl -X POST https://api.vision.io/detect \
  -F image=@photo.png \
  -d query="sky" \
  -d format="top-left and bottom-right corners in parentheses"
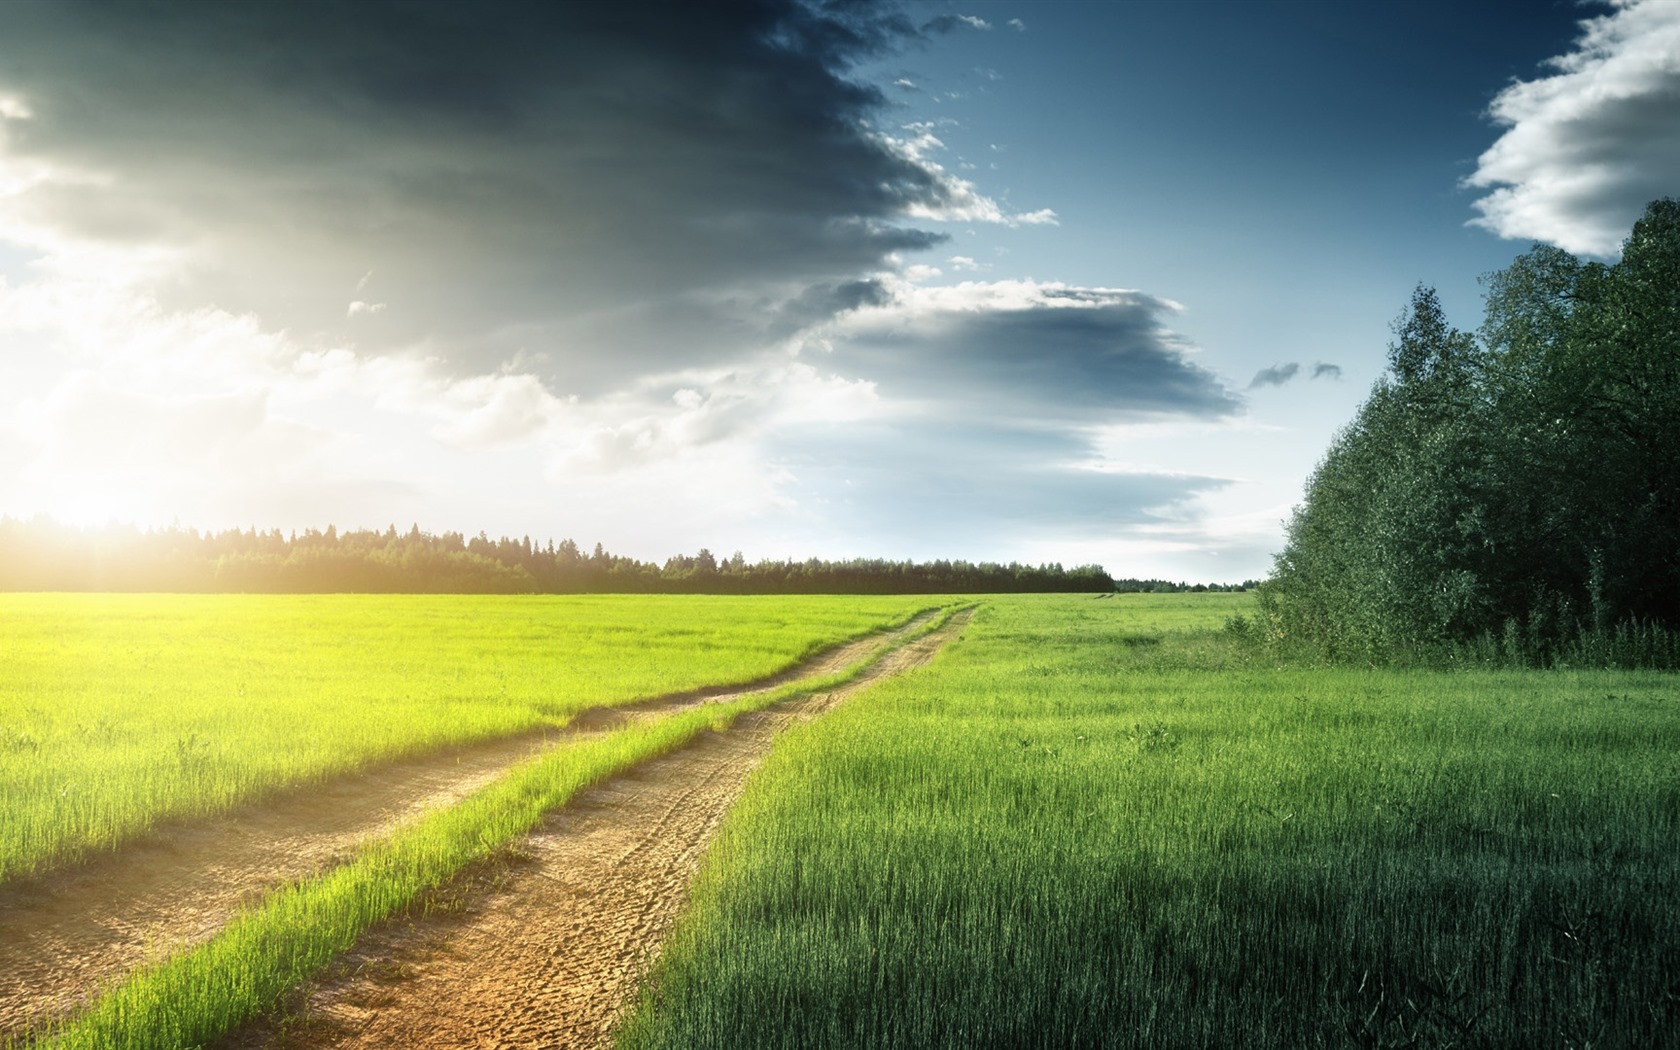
top-left (0, 0), bottom-right (1676, 581)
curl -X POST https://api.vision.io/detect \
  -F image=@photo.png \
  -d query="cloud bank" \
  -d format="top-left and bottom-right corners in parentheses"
top-left (1466, 0), bottom-right (1680, 257)
top-left (0, 0), bottom-right (1256, 570)
top-left (0, 0), bottom-right (1040, 386)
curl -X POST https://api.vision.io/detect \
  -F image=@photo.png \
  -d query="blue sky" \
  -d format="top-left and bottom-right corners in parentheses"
top-left (0, 0), bottom-right (1674, 580)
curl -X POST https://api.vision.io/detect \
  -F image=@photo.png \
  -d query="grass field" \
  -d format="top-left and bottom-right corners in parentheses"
top-left (9, 592), bottom-right (1678, 1048)
top-left (621, 594), bottom-right (1680, 1049)
top-left (0, 593), bottom-right (933, 882)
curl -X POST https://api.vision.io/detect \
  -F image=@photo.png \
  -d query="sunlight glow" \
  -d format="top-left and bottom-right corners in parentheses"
top-left (16, 473), bottom-right (160, 530)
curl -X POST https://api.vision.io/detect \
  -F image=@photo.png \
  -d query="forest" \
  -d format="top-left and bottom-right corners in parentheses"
top-left (1262, 198), bottom-right (1680, 666)
top-left (0, 518), bottom-right (1134, 594)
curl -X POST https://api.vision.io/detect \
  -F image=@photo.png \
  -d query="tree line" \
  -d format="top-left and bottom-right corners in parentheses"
top-left (1261, 199), bottom-right (1680, 666)
top-left (0, 518), bottom-right (1123, 594)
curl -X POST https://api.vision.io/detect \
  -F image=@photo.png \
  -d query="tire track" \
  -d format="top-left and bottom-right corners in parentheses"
top-left (0, 610), bottom-right (944, 1040)
top-left (220, 609), bottom-right (972, 1050)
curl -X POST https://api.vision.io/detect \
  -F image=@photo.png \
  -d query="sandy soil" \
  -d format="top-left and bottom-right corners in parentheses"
top-left (219, 609), bottom-right (971, 1050)
top-left (0, 609), bottom-right (947, 1040)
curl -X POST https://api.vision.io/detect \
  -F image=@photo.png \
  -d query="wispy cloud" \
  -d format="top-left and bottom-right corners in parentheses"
top-left (883, 125), bottom-right (1057, 227)
top-left (1310, 362), bottom-right (1342, 380)
top-left (923, 14), bottom-right (992, 33)
top-left (1465, 0), bottom-right (1680, 256)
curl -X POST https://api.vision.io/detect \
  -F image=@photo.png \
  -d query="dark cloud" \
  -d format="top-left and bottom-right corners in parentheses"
top-left (1311, 362), bottom-right (1342, 380)
top-left (828, 288), bottom-right (1242, 422)
top-left (1248, 362), bottom-right (1300, 389)
top-left (0, 0), bottom-right (959, 384)
top-left (771, 278), bottom-right (896, 338)
top-left (776, 419), bottom-right (1226, 552)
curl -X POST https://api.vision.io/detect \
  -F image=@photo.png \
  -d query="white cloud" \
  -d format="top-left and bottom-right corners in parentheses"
top-left (1466, 0), bottom-right (1680, 256)
top-left (0, 270), bottom-right (576, 529)
top-left (1011, 208), bottom-right (1059, 226)
top-left (882, 127), bottom-right (1058, 227)
top-left (431, 371), bottom-right (567, 449)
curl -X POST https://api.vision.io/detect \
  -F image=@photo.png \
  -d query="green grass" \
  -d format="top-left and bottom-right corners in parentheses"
top-left (0, 593), bottom-right (934, 882)
top-left (28, 606), bottom-right (969, 1050)
top-left (620, 594), bottom-right (1680, 1049)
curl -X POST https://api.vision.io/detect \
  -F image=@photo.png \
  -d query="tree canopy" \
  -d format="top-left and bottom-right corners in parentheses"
top-left (1262, 199), bottom-right (1680, 665)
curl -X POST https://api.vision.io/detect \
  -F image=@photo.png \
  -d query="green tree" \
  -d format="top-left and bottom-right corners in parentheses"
top-left (1268, 200), bottom-right (1680, 663)
top-left (1266, 286), bottom-right (1491, 656)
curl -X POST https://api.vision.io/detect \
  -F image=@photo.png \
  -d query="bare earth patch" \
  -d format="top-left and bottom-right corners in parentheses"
top-left (0, 610), bottom-right (946, 1040)
top-left (220, 609), bottom-right (971, 1050)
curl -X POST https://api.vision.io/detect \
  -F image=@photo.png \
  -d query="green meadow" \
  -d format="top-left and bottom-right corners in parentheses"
top-left (622, 594), bottom-right (1680, 1049)
top-left (6, 592), bottom-right (1677, 1048)
top-left (0, 593), bottom-right (932, 882)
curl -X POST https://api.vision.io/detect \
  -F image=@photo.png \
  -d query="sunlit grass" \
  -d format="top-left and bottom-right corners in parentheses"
top-left (0, 593), bottom-right (934, 882)
top-left (27, 606), bottom-right (968, 1050)
top-left (621, 594), bottom-right (1680, 1049)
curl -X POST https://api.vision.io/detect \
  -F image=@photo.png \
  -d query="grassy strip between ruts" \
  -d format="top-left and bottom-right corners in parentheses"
top-left (618, 594), bottom-right (1680, 1050)
top-left (21, 603), bottom-right (969, 1050)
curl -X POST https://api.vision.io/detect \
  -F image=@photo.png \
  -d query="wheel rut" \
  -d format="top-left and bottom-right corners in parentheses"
top-left (218, 608), bottom-right (972, 1050)
top-left (0, 609), bottom-right (947, 1040)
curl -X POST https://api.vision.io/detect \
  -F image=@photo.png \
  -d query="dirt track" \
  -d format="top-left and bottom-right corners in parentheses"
top-left (0, 609), bottom-right (949, 1040)
top-left (220, 608), bottom-right (971, 1050)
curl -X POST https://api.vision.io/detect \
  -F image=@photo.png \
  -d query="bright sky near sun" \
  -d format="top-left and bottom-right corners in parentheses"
top-left (1, 0), bottom-right (1676, 580)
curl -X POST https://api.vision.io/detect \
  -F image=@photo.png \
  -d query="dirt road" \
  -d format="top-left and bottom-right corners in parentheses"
top-left (0, 609), bottom-right (950, 1040)
top-left (221, 609), bottom-right (971, 1050)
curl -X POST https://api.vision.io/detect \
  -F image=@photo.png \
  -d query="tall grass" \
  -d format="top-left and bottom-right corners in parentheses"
top-left (0, 594), bottom-right (933, 882)
top-left (621, 594), bottom-right (1680, 1049)
top-left (1472, 616), bottom-right (1680, 671)
top-left (28, 605), bottom-right (969, 1050)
